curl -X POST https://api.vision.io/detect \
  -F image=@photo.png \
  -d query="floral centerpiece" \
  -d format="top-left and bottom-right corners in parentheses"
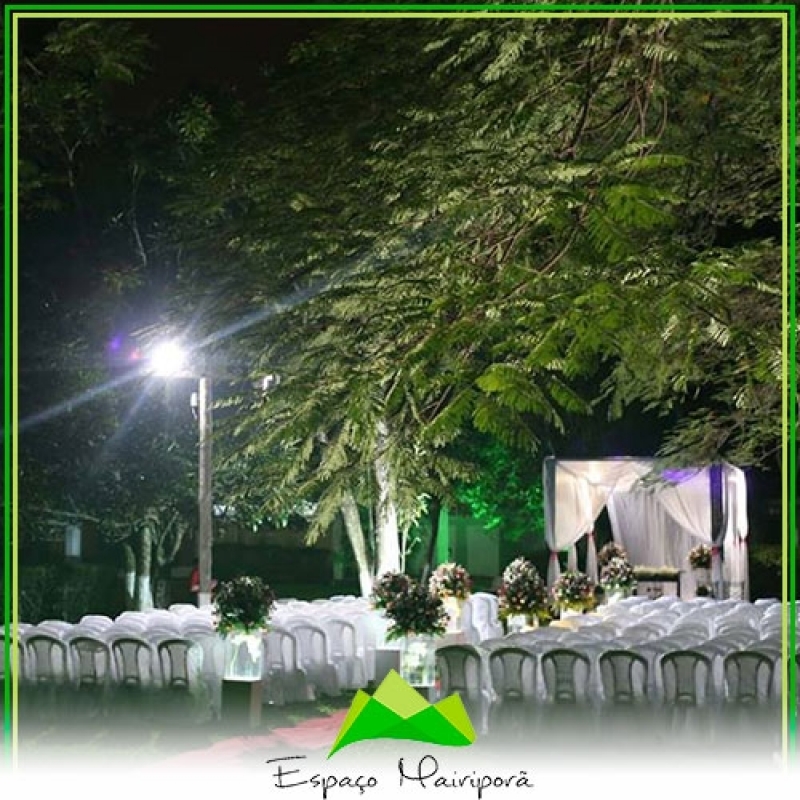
top-left (384, 580), bottom-right (448, 687)
top-left (688, 543), bottom-right (712, 570)
top-left (688, 543), bottom-right (713, 597)
top-left (428, 562), bottom-right (472, 600)
top-left (371, 571), bottom-right (412, 610)
top-left (551, 570), bottom-right (596, 615)
top-left (597, 541), bottom-right (628, 568)
top-left (429, 562), bottom-right (471, 632)
top-left (214, 575), bottom-right (276, 681)
top-left (599, 556), bottom-right (637, 601)
top-left (498, 557), bottom-right (549, 629)
top-left (633, 565), bottom-right (681, 581)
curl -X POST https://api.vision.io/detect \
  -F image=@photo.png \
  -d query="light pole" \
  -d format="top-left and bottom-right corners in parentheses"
top-left (196, 373), bottom-right (213, 607)
top-left (149, 341), bottom-right (214, 607)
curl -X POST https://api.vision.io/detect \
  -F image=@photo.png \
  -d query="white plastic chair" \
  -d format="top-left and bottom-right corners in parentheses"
top-left (486, 645), bottom-right (538, 730)
top-left (284, 621), bottom-right (340, 697)
top-left (21, 631), bottom-right (70, 719)
top-left (435, 644), bottom-right (491, 734)
top-left (262, 626), bottom-right (313, 705)
top-left (323, 618), bottom-right (368, 690)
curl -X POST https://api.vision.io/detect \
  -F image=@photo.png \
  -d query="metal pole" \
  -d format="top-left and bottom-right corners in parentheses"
top-left (197, 374), bottom-right (213, 607)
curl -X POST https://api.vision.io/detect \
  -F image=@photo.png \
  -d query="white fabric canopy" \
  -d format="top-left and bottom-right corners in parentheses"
top-left (542, 457), bottom-right (749, 599)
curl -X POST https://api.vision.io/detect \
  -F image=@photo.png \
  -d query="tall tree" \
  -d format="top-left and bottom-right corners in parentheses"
top-left (165, 16), bottom-right (787, 591)
top-left (17, 20), bottom-right (198, 608)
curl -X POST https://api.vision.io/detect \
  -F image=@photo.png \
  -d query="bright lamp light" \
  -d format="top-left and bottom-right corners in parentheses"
top-left (149, 341), bottom-right (188, 377)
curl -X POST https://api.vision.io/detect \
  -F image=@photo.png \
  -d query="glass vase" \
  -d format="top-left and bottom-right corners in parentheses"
top-left (442, 596), bottom-right (464, 633)
top-left (507, 613), bottom-right (538, 633)
top-left (223, 631), bottom-right (264, 681)
top-left (399, 635), bottom-right (438, 687)
top-left (605, 586), bottom-right (631, 605)
top-left (693, 567), bottom-right (711, 587)
top-left (507, 613), bottom-right (527, 634)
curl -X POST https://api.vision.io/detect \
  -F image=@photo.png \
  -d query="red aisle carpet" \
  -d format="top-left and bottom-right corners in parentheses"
top-left (159, 709), bottom-right (349, 769)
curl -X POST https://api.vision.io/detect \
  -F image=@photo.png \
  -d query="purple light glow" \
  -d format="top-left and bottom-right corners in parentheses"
top-left (108, 335), bottom-right (123, 352)
top-left (661, 468), bottom-right (696, 483)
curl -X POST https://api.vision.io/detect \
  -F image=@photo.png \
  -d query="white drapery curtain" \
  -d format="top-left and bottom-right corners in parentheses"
top-left (543, 458), bottom-right (748, 599)
top-left (723, 466), bottom-right (750, 599)
top-left (544, 459), bottom-right (651, 585)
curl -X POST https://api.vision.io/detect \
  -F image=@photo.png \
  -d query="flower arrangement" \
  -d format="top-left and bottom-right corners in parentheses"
top-left (214, 575), bottom-right (276, 636)
top-left (498, 557), bottom-right (548, 618)
top-left (428, 562), bottom-right (472, 601)
top-left (371, 571), bottom-right (412, 610)
top-left (384, 580), bottom-right (448, 641)
top-left (597, 541), bottom-right (628, 568)
top-left (551, 570), bottom-right (596, 612)
top-left (599, 556), bottom-right (637, 591)
top-left (688, 543), bottom-right (712, 569)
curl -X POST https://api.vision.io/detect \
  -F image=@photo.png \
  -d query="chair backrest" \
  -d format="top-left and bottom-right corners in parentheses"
top-left (1, 633), bottom-right (23, 680)
top-left (168, 604), bottom-right (199, 616)
top-left (540, 648), bottom-right (591, 704)
top-left (68, 636), bottom-right (112, 687)
top-left (34, 621), bottom-right (74, 639)
top-left (598, 650), bottom-right (649, 704)
top-left (23, 633), bottom-right (69, 684)
top-left (264, 627), bottom-right (301, 673)
top-left (435, 645), bottom-right (484, 700)
top-left (324, 619), bottom-right (360, 657)
top-left (286, 622), bottom-right (330, 666)
top-left (488, 647), bottom-right (537, 702)
top-left (110, 636), bottom-right (154, 688)
top-left (78, 615), bottom-right (114, 630)
top-left (723, 650), bottom-right (776, 704)
top-left (660, 650), bottom-right (713, 706)
top-left (157, 638), bottom-right (200, 689)
top-left (181, 622), bottom-right (216, 640)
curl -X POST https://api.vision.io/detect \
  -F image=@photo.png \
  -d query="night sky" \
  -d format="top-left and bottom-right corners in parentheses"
top-left (20, 15), bottom-right (326, 114)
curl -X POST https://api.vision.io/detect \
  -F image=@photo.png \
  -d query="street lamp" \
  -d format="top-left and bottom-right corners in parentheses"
top-left (149, 340), bottom-right (214, 608)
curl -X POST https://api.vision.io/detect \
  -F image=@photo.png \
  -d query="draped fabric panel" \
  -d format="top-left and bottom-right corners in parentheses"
top-left (543, 457), bottom-right (748, 599)
top-left (723, 466), bottom-right (750, 599)
top-left (544, 458), bottom-right (651, 585)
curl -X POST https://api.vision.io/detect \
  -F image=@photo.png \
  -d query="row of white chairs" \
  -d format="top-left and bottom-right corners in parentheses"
top-left (433, 642), bottom-right (788, 740)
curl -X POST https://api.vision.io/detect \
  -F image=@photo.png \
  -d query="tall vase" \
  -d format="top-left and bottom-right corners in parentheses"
top-left (373, 608), bottom-right (401, 650)
top-left (507, 613), bottom-right (539, 633)
top-left (693, 567), bottom-right (712, 597)
top-left (507, 613), bottom-right (527, 634)
top-left (605, 586), bottom-right (631, 605)
top-left (399, 635), bottom-right (437, 687)
top-left (442, 596), bottom-right (464, 633)
top-left (223, 631), bottom-right (264, 681)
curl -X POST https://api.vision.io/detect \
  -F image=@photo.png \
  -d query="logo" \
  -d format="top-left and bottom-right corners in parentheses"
top-left (328, 669), bottom-right (476, 758)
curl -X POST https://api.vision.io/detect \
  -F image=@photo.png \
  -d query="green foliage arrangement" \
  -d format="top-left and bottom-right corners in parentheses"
top-left (371, 571), bottom-right (412, 610)
top-left (214, 575), bottom-right (276, 636)
top-left (384, 581), bottom-right (448, 641)
top-left (633, 566), bottom-right (681, 581)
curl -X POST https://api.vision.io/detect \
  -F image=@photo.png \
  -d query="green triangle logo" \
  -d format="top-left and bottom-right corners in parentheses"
top-left (327, 670), bottom-right (476, 758)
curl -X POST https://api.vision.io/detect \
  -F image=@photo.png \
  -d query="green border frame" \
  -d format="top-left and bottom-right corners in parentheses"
top-left (2, 0), bottom-right (796, 768)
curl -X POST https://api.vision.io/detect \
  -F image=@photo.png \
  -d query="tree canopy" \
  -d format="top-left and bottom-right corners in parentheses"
top-left (164, 16), bottom-right (786, 548)
top-left (15, 14), bottom-right (789, 593)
